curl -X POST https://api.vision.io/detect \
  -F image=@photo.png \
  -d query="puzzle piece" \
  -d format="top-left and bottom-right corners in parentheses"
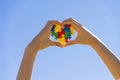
top-left (52, 32), bottom-right (58, 40)
top-left (55, 24), bottom-right (61, 32)
top-left (50, 24), bottom-right (75, 46)
top-left (51, 25), bottom-right (55, 32)
top-left (70, 26), bottom-right (74, 35)
top-left (58, 34), bottom-right (66, 45)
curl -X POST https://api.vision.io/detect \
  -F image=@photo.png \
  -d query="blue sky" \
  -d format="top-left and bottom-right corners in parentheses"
top-left (1, 0), bottom-right (120, 80)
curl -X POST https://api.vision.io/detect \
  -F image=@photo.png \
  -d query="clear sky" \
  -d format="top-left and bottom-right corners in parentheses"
top-left (1, 0), bottom-right (120, 80)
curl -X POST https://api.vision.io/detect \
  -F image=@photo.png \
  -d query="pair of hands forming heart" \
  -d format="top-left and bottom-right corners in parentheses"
top-left (17, 18), bottom-right (120, 80)
top-left (27, 18), bottom-right (95, 51)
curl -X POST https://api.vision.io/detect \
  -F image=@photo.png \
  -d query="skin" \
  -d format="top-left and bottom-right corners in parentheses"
top-left (17, 18), bottom-right (120, 80)
top-left (16, 21), bottom-right (62, 80)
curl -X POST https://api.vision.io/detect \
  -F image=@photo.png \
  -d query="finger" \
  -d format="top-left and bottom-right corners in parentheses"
top-left (47, 20), bottom-right (61, 29)
top-left (41, 21), bottom-right (61, 37)
top-left (46, 21), bottom-right (62, 33)
top-left (43, 21), bottom-right (59, 31)
top-left (63, 18), bottom-right (73, 22)
top-left (64, 18), bottom-right (83, 26)
top-left (62, 19), bottom-right (81, 32)
top-left (48, 40), bottom-right (62, 47)
top-left (65, 40), bottom-right (78, 46)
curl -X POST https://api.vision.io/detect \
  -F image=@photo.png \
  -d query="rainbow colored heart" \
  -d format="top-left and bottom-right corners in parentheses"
top-left (51, 24), bottom-right (74, 45)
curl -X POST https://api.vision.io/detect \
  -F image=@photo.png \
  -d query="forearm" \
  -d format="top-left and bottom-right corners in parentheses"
top-left (90, 37), bottom-right (120, 80)
top-left (17, 47), bottom-right (38, 80)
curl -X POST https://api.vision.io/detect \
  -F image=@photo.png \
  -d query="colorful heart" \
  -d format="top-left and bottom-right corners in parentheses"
top-left (50, 24), bottom-right (75, 46)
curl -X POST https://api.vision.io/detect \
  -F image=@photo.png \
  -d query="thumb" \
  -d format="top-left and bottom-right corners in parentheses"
top-left (49, 40), bottom-right (63, 47)
top-left (66, 40), bottom-right (78, 46)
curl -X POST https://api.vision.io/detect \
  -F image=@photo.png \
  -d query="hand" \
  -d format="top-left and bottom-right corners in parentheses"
top-left (27, 21), bottom-right (62, 51)
top-left (63, 18), bottom-right (97, 46)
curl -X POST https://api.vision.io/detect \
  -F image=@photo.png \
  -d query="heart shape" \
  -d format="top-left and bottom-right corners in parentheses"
top-left (50, 24), bottom-right (76, 46)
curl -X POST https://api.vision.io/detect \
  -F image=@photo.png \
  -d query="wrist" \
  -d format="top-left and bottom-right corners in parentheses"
top-left (25, 44), bottom-right (38, 55)
top-left (89, 36), bottom-right (102, 47)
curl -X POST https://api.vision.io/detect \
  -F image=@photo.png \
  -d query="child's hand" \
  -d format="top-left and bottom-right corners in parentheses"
top-left (63, 18), bottom-right (96, 46)
top-left (27, 21), bottom-right (62, 51)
